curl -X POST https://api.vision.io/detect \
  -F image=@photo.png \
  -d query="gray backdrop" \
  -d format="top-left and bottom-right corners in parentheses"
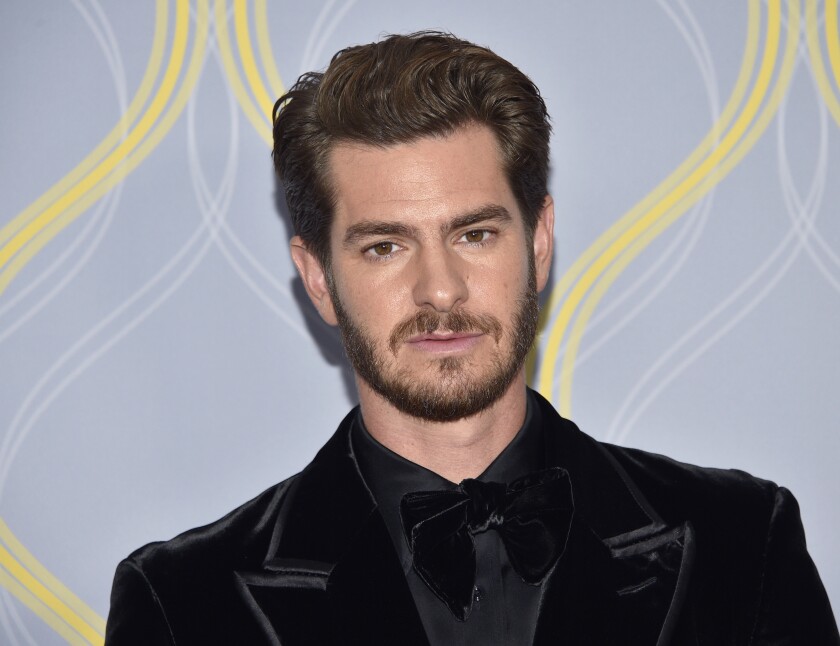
top-left (1, 1), bottom-right (838, 643)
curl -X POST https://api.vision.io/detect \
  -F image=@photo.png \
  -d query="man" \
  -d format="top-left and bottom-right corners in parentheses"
top-left (105, 32), bottom-right (838, 645)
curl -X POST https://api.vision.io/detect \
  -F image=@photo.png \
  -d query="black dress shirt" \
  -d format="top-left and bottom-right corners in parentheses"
top-left (351, 391), bottom-right (546, 645)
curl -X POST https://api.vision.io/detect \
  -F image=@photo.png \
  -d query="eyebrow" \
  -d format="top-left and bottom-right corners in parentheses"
top-left (342, 204), bottom-right (513, 248)
top-left (444, 205), bottom-right (512, 235)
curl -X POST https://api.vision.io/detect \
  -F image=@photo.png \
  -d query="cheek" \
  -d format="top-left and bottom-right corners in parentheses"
top-left (471, 258), bottom-right (524, 309)
top-left (339, 273), bottom-right (410, 324)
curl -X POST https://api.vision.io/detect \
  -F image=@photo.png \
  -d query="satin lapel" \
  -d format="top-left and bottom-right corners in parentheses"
top-left (235, 411), bottom-right (428, 646)
top-left (532, 393), bottom-right (696, 646)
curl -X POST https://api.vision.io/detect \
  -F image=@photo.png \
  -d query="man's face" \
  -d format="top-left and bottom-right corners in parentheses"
top-left (293, 125), bottom-right (554, 422)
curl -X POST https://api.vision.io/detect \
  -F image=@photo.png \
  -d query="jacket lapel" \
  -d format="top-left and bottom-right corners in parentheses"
top-left (234, 396), bottom-right (695, 645)
top-left (532, 393), bottom-right (696, 646)
top-left (234, 411), bottom-right (428, 645)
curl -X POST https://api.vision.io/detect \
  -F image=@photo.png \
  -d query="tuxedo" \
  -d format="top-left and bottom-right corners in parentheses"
top-left (105, 392), bottom-right (839, 645)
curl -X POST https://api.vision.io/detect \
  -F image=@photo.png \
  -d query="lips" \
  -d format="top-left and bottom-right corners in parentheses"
top-left (388, 309), bottom-right (504, 355)
top-left (405, 331), bottom-right (484, 353)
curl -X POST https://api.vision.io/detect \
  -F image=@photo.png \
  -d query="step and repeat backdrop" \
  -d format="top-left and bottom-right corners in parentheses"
top-left (2, 1), bottom-right (839, 643)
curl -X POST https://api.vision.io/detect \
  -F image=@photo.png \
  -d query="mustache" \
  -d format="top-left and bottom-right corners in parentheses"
top-left (388, 309), bottom-right (504, 354)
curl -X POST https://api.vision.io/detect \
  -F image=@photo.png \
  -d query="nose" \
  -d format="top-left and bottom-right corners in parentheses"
top-left (411, 247), bottom-right (468, 313)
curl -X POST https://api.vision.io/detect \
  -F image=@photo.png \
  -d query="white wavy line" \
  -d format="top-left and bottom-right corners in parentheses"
top-left (0, 217), bottom-right (224, 500)
top-left (585, 0), bottom-right (721, 331)
top-left (0, 9), bottom-right (221, 500)
top-left (607, 232), bottom-right (806, 445)
top-left (299, 0), bottom-right (337, 73)
top-left (780, 37), bottom-right (840, 290)
top-left (73, 0), bottom-right (128, 101)
top-left (300, 0), bottom-right (357, 75)
top-left (299, 0), bottom-right (338, 75)
top-left (539, 0), bottom-right (721, 338)
top-left (192, 19), bottom-right (306, 322)
top-left (0, 181), bottom-right (120, 342)
top-left (196, 16), bottom-right (345, 355)
top-left (779, 42), bottom-right (829, 219)
top-left (213, 217), bottom-right (354, 362)
top-left (607, 35), bottom-right (829, 445)
top-left (0, 587), bottom-right (32, 646)
top-left (568, 192), bottom-right (715, 372)
top-left (549, 0), bottom-right (723, 374)
top-left (189, 22), bottom-right (310, 340)
top-left (608, 193), bottom-right (826, 446)
top-left (219, 223), bottom-right (290, 297)
top-left (187, 19), bottom-right (239, 228)
top-left (542, 0), bottom-right (722, 331)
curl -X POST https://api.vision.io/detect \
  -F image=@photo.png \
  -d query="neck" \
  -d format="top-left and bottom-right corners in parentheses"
top-left (356, 373), bottom-right (528, 483)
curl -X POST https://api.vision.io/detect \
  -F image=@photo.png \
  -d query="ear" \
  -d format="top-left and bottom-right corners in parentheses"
top-left (290, 236), bottom-right (338, 326)
top-left (533, 195), bottom-right (555, 292)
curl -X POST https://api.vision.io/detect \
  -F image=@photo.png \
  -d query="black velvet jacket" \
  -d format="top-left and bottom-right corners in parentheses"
top-left (105, 393), bottom-right (839, 645)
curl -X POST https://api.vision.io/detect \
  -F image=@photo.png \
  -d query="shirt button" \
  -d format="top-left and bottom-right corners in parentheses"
top-left (473, 586), bottom-right (483, 603)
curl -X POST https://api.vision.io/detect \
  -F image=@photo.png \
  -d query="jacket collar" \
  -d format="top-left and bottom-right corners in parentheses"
top-left (235, 409), bottom-right (429, 645)
top-left (236, 393), bottom-right (695, 645)
top-left (532, 391), bottom-right (695, 645)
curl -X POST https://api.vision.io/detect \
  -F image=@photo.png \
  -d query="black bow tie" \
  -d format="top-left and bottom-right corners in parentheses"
top-left (400, 466), bottom-right (574, 620)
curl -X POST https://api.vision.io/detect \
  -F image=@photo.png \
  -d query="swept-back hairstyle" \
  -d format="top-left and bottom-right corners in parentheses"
top-left (272, 31), bottom-right (551, 270)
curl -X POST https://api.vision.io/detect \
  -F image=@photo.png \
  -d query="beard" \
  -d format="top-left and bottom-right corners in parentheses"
top-left (329, 259), bottom-right (539, 423)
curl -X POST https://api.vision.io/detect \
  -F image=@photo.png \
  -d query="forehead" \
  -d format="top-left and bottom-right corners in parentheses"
top-left (327, 125), bottom-right (519, 230)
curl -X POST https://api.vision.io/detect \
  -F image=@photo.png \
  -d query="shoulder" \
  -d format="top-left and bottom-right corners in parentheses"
top-left (533, 388), bottom-right (781, 537)
top-left (601, 442), bottom-right (780, 527)
top-left (596, 445), bottom-right (838, 643)
top-left (597, 442), bottom-right (791, 593)
top-left (105, 475), bottom-right (301, 643)
top-left (118, 473), bottom-right (300, 591)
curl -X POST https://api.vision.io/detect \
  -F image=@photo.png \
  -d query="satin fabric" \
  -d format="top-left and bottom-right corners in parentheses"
top-left (105, 391), bottom-right (839, 645)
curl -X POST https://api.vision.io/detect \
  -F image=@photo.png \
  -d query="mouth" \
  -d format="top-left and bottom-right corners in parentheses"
top-left (404, 331), bottom-right (485, 354)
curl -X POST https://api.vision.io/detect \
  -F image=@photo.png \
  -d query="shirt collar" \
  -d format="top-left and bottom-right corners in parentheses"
top-left (351, 389), bottom-right (544, 571)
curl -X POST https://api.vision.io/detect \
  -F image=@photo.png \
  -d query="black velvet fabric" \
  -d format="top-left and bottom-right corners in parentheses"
top-left (105, 390), bottom-right (840, 645)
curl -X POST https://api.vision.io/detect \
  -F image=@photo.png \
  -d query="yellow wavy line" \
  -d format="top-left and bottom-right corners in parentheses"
top-left (0, 0), bottom-right (169, 250)
top-left (827, 0), bottom-right (840, 88)
top-left (0, 7), bottom-right (208, 641)
top-left (234, 0), bottom-right (275, 117)
top-left (537, 0), bottom-right (762, 396)
top-left (0, 567), bottom-right (91, 645)
top-left (539, 0), bottom-right (778, 408)
top-left (808, 0), bottom-right (840, 127)
top-left (0, 2), bottom-right (195, 639)
top-left (0, 0), bottom-right (210, 297)
top-left (2, 1), bottom-right (204, 641)
top-left (255, 0), bottom-right (286, 97)
top-left (560, 0), bottom-right (801, 414)
top-left (0, 544), bottom-right (101, 644)
top-left (0, 519), bottom-right (104, 635)
top-left (215, 0), bottom-right (273, 145)
top-left (554, 0), bottom-right (786, 413)
top-left (0, 0), bottom-right (190, 274)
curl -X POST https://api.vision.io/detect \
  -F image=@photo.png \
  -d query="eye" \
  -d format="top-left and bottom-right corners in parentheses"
top-left (459, 229), bottom-right (493, 244)
top-left (364, 241), bottom-right (402, 259)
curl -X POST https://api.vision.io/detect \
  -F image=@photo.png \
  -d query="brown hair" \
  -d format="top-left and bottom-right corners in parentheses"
top-left (272, 31), bottom-right (551, 270)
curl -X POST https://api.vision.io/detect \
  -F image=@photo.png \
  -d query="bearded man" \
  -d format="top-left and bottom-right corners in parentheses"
top-left (105, 32), bottom-right (839, 645)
